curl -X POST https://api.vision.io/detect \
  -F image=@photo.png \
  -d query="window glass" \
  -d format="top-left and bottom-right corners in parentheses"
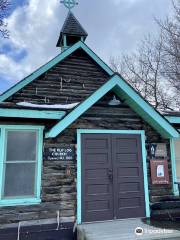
top-left (6, 131), bottom-right (37, 162)
top-left (3, 163), bottom-right (36, 197)
top-left (2, 130), bottom-right (38, 199)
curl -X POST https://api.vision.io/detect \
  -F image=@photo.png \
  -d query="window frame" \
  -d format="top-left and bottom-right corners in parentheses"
top-left (0, 125), bottom-right (44, 207)
top-left (174, 135), bottom-right (180, 181)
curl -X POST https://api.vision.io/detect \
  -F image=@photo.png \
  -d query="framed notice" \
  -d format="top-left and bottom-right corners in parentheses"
top-left (150, 159), bottom-right (170, 185)
top-left (44, 146), bottom-right (75, 161)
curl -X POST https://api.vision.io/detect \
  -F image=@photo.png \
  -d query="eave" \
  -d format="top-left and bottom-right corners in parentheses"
top-left (0, 108), bottom-right (66, 120)
top-left (165, 116), bottom-right (180, 124)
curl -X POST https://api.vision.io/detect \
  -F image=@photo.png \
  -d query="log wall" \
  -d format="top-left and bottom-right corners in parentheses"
top-left (6, 49), bottom-right (109, 104)
top-left (0, 92), bottom-right (173, 225)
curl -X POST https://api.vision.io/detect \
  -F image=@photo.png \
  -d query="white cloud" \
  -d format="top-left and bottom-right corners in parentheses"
top-left (0, 0), bottom-right (64, 85)
top-left (0, 0), bottom-right (171, 93)
top-left (112, 0), bottom-right (141, 6)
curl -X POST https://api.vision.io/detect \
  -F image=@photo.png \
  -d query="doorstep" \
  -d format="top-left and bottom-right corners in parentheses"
top-left (77, 218), bottom-right (180, 240)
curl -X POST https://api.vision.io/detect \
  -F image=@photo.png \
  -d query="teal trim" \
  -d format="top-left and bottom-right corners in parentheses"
top-left (77, 130), bottom-right (150, 224)
top-left (141, 131), bottom-right (150, 217)
top-left (0, 125), bottom-right (44, 130)
top-left (77, 131), bottom-right (82, 224)
top-left (77, 129), bottom-right (145, 135)
top-left (0, 108), bottom-right (66, 120)
top-left (0, 198), bottom-right (41, 207)
top-left (0, 125), bottom-right (44, 207)
top-left (165, 116), bottom-right (180, 124)
top-left (170, 138), bottom-right (179, 196)
top-left (0, 41), bottom-right (113, 102)
top-left (46, 75), bottom-right (179, 139)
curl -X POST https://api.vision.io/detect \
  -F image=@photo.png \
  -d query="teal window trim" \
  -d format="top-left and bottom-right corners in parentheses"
top-left (0, 41), bottom-right (113, 102)
top-left (0, 108), bottom-right (66, 120)
top-left (76, 129), bottom-right (150, 224)
top-left (46, 75), bottom-right (179, 139)
top-left (170, 138), bottom-right (180, 196)
top-left (0, 125), bottom-right (44, 207)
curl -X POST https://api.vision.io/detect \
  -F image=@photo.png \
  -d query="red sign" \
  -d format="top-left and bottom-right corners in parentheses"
top-left (150, 160), bottom-right (170, 185)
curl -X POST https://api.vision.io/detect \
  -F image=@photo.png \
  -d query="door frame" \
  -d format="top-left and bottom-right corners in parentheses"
top-left (77, 129), bottom-right (150, 224)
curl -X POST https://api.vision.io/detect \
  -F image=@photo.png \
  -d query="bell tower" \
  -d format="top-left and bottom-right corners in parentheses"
top-left (57, 0), bottom-right (88, 51)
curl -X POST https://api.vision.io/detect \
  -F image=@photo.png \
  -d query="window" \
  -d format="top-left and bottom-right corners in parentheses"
top-left (0, 125), bottom-right (44, 206)
top-left (174, 139), bottom-right (180, 181)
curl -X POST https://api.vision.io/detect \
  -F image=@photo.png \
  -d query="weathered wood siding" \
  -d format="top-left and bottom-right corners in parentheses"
top-left (0, 92), bottom-right (173, 225)
top-left (51, 92), bottom-right (173, 203)
top-left (6, 49), bottom-right (109, 104)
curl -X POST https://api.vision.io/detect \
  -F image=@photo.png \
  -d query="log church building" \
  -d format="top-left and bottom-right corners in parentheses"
top-left (0, 1), bottom-right (180, 239)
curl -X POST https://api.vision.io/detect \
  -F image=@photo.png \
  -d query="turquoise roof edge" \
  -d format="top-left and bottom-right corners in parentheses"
top-left (0, 108), bottom-right (66, 120)
top-left (46, 74), bottom-right (179, 139)
top-left (165, 116), bottom-right (180, 124)
top-left (0, 41), bottom-right (114, 102)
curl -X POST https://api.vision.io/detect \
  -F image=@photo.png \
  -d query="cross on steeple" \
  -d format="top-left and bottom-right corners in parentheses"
top-left (60, 0), bottom-right (78, 11)
top-left (57, 0), bottom-right (87, 52)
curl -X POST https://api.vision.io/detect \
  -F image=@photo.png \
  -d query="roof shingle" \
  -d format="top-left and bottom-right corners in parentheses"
top-left (57, 11), bottom-right (88, 47)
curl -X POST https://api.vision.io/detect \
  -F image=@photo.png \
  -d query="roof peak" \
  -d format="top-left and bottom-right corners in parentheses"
top-left (57, 11), bottom-right (88, 50)
top-left (62, 11), bottom-right (88, 36)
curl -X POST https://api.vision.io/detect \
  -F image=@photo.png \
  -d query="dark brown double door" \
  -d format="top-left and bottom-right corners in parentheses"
top-left (81, 134), bottom-right (146, 223)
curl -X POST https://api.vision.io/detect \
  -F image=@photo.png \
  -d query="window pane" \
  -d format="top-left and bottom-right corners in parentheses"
top-left (6, 131), bottom-right (37, 161)
top-left (3, 163), bottom-right (36, 198)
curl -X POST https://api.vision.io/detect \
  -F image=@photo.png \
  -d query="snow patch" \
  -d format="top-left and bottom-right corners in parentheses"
top-left (17, 102), bottom-right (80, 109)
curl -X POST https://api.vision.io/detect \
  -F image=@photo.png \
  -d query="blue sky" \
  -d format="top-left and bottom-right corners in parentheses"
top-left (0, 0), bottom-right (172, 94)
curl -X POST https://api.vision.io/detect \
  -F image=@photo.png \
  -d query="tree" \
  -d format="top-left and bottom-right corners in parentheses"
top-left (110, 34), bottom-right (174, 110)
top-left (0, 0), bottom-right (10, 38)
top-left (157, 0), bottom-right (180, 95)
top-left (110, 0), bottom-right (180, 111)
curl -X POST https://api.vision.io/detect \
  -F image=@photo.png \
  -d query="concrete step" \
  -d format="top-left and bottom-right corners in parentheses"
top-left (77, 219), bottom-right (180, 240)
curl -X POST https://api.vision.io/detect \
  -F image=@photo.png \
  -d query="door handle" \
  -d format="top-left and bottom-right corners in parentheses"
top-left (108, 169), bottom-right (113, 180)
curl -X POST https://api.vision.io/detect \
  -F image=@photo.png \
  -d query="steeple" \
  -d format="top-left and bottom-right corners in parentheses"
top-left (57, 1), bottom-right (88, 51)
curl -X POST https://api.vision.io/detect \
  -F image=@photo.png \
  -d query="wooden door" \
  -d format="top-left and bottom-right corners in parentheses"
top-left (81, 133), bottom-right (146, 223)
top-left (81, 134), bottom-right (114, 222)
top-left (112, 134), bottom-right (146, 219)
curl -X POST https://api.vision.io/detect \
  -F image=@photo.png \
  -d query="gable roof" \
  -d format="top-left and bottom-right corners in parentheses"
top-left (0, 41), bottom-right (114, 102)
top-left (46, 74), bottom-right (179, 139)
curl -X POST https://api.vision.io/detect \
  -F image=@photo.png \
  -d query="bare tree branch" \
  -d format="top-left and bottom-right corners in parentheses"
top-left (110, 0), bottom-right (180, 111)
top-left (0, 0), bottom-right (10, 38)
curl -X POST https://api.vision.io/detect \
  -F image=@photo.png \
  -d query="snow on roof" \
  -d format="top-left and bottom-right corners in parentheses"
top-left (17, 102), bottom-right (80, 110)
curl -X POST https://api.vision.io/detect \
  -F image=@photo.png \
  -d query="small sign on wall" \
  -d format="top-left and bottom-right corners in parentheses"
top-left (150, 160), bottom-right (170, 185)
top-left (44, 146), bottom-right (75, 161)
top-left (150, 143), bottom-right (167, 159)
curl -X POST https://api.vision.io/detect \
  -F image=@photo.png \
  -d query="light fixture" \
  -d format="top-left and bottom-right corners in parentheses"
top-left (108, 95), bottom-right (121, 106)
